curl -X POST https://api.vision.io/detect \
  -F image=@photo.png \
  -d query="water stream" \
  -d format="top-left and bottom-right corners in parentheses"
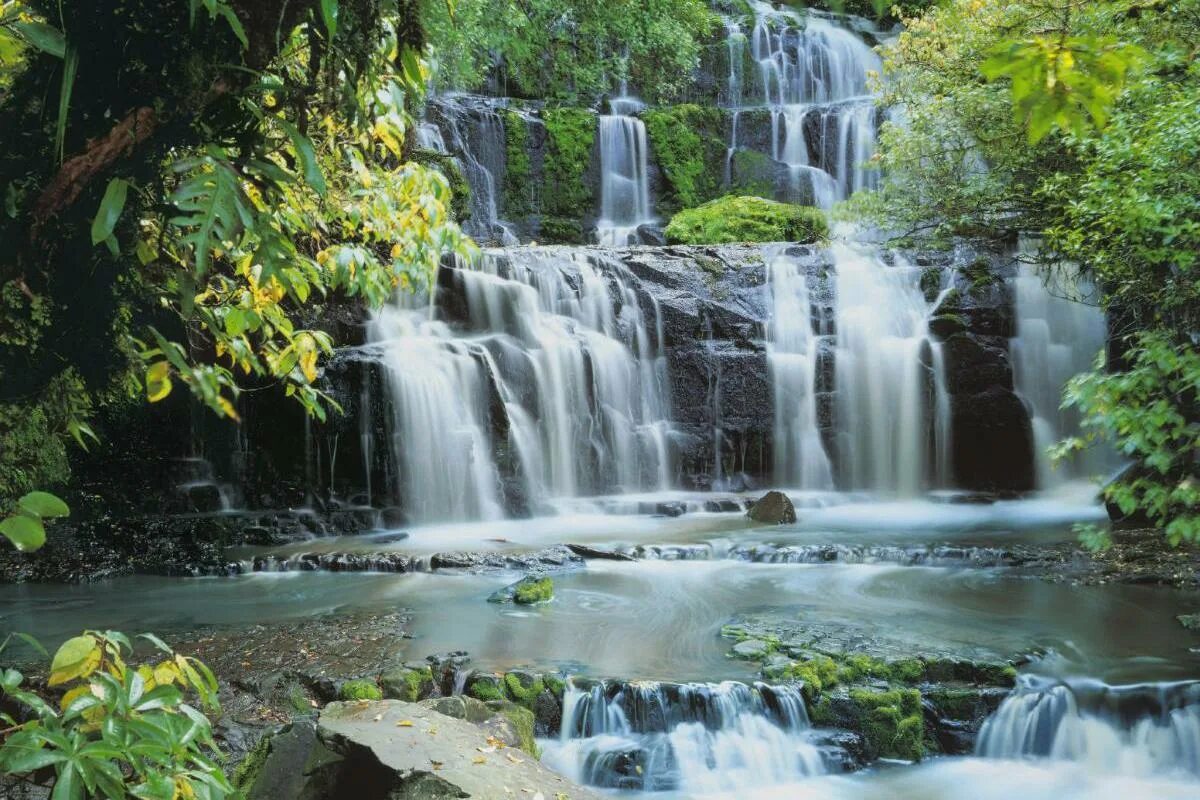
top-left (597, 95), bottom-right (656, 245)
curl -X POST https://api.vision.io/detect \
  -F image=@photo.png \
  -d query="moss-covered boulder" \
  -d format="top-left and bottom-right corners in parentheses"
top-left (338, 679), bottom-right (382, 701)
top-left (488, 575), bottom-right (554, 604)
top-left (380, 665), bottom-right (435, 702)
top-left (642, 104), bottom-right (729, 213)
top-left (464, 672), bottom-right (506, 702)
top-left (665, 196), bottom-right (827, 245)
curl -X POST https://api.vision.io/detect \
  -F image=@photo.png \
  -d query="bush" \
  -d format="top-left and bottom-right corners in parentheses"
top-left (0, 630), bottom-right (231, 798)
top-left (665, 196), bottom-right (828, 245)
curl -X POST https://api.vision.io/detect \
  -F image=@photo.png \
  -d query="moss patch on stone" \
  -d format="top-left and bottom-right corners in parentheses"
top-left (849, 687), bottom-right (925, 761)
top-left (542, 108), bottom-right (596, 241)
top-left (665, 196), bottom-right (827, 245)
top-left (503, 672), bottom-right (545, 707)
top-left (642, 104), bottom-right (729, 213)
top-left (501, 109), bottom-right (534, 219)
top-left (488, 701), bottom-right (540, 757)
top-left (338, 679), bottom-right (382, 701)
top-left (232, 731), bottom-right (273, 790)
top-left (466, 673), bottom-right (505, 702)
top-left (513, 576), bottom-right (554, 604)
top-left (380, 665), bottom-right (433, 702)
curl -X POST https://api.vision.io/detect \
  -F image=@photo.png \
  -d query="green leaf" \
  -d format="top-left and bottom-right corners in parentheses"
top-left (0, 515), bottom-right (46, 551)
top-left (19, 491), bottom-right (70, 518)
top-left (14, 21), bottom-right (65, 58)
top-left (90, 178), bottom-right (129, 247)
top-left (217, 6), bottom-right (248, 49)
top-left (51, 762), bottom-right (83, 800)
top-left (50, 635), bottom-right (98, 678)
top-left (55, 43), bottom-right (78, 163)
top-left (320, 0), bottom-right (338, 39)
top-left (277, 119), bottom-right (326, 196)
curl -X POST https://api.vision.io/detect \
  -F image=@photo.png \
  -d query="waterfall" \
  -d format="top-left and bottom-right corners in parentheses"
top-left (1009, 248), bottom-right (1109, 487)
top-left (369, 249), bottom-right (673, 522)
top-left (766, 245), bottom-right (835, 490)
top-left (597, 96), bottom-right (655, 246)
top-left (978, 676), bottom-right (1200, 778)
top-left (541, 680), bottom-right (825, 793)
top-left (426, 96), bottom-right (518, 245)
top-left (731, 2), bottom-right (882, 207)
top-left (766, 243), bottom-right (951, 493)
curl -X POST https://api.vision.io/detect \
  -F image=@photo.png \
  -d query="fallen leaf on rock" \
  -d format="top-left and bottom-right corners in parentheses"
top-left (397, 720), bottom-right (414, 727)
top-left (472, 756), bottom-right (487, 765)
top-left (506, 753), bottom-right (523, 764)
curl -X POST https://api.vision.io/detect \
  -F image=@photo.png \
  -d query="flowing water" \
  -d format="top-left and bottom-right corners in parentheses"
top-left (597, 96), bottom-right (656, 245)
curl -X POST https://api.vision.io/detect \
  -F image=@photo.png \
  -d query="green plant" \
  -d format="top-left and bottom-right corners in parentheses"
top-left (665, 196), bottom-right (828, 245)
top-left (0, 630), bottom-right (229, 798)
top-left (0, 490), bottom-right (68, 551)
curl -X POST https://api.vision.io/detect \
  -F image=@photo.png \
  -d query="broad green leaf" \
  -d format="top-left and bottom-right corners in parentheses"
top-left (277, 119), bottom-right (326, 196)
top-left (0, 514), bottom-right (46, 551)
top-left (14, 21), bottom-right (65, 58)
top-left (18, 491), bottom-right (70, 518)
top-left (90, 178), bottom-right (129, 247)
top-left (320, 0), bottom-right (338, 39)
top-left (55, 43), bottom-right (78, 163)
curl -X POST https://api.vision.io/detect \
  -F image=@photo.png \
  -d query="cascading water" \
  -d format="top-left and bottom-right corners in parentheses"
top-left (369, 249), bottom-right (673, 522)
top-left (1009, 248), bottom-right (1110, 487)
top-left (765, 245), bottom-right (834, 490)
top-left (541, 680), bottom-right (825, 793)
top-left (977, 676), bottom-right (1200, 778)
top-left (596, 96), bottom-right (655, 246)
top-left (734, 2), bottom-right (882, 207)
top-left (767, 242), bottom-right (951, 493)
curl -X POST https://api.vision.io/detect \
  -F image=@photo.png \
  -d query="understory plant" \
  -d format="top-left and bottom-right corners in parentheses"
top-left (0, 630), bottom-right (230, 799)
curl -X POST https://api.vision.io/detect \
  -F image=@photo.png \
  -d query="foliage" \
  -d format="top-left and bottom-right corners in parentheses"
top-left (422, 0), bottom-right (717, 105)
top-left (1055, 336), bottom-right (1199, 546)
top-left (642, 105), bottom-right (728, 212)
top-left (0, 490), bottom-right (67, 551)
top-left (665, 196), bottom-right (828, 244)
top-left (0, 630), bottom-right (230, 799)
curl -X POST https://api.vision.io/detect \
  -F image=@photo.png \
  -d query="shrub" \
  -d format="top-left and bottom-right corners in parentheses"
top-left (0, 630), bottom-right (231, 798)
top-left (665, 196), bottom-right (828, 245)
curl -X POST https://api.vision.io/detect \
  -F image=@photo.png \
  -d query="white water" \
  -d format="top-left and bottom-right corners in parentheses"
top-left (369, 248), bottom-right (672, 521)
top-left (597, 96), bottom-right (655, 245)
top-left (768, 242), bottom-right (951, 493)
top-left (1009, 249), bottom-right (1109, 487)
top-left (740, 2), bottom-right (882, 206)
top-left (542, 680), bottom-right (824, 793)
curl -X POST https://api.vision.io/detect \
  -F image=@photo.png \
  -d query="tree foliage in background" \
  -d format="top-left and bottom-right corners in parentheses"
top-left (0, 0), bottom-right (472, 510)
top-left (850, 0), bottom-right (1199, 546)
top-left (421, 0), bottom-right (717, 104)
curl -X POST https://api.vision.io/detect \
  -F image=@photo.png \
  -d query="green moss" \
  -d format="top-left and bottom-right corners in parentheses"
top-left (729, 148), bottom-right (776, 199)
top-left (339, 680), bottom-right (382, 701)
top-left (920, 267), bottom-right (943, 301)
top-left (513, 576), bottom-right (554, 604)
top-left (849, 687), bottom-right (925, 761)
top-left (381, 666), bottom-right (433, 702)
top-left (466, 675), bottom-right (505, 702)
top-left (503, 672), bottom-right (545, 707)
top-left (924, 688), bottom-right (981, 720)
top-left (490, 702), bottom-right (540, 757)
top-left (960, 256), bottom-right (998, 289)
top-left (233, 731), bottom-right (273, 790)
top-left (544, 675), bottom-right (566, 697)
top-left (501, 109), bottom-right (533, 219)
top-left (542, 108), bottom-right (596, 236)
top-left (665, 196), bottom-right (828, 245)
top-left (642, 105), bottom-right (728, 213)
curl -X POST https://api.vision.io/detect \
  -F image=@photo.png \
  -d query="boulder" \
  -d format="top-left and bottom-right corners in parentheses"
top-left (315, 700), bottom-right (603, 799)
top-left (747, 490), bottom-right (797, 524)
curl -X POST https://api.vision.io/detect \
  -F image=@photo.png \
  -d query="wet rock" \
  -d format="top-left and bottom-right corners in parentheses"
top-left (533, 689), bottom-right (563, 737)
top-left (419, 695), bottom-right (494, 724)
top-left (309, 700), bottom-right (603, 799)
top-left (565, 543), bottom-right (636, 561)
top-left (379, 664), bottom-right (435, 702)
top-left (487, 575), bottom-right (554, 604)
top-left (747, 490), bottom-right (797, 524)
top-left (1177, 613), bottom-right (1200, 631)
top-left (731, 639), bottom-right (773, 659)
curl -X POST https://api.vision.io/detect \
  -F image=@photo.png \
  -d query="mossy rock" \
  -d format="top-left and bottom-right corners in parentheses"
top-left (847, 687), bottom-right (925, 761)
top-left (338, 679), bottom-right (382, 701)
top-left (484, 700), bottom-right (540, 757)
top-left (489, 575), bottom-right (554, 605)
top-left (420, 695), bottom-right (495, 724)
top-left (465, 673), bottom-right (505, 702)
top-left (500, 109), bottom-right (534, 219)
top-left (503, 670), bottom-right (545, 707)
top-left (665, 196), bottom-right (827, 245)
top-left (380, 665), bottom-right (434, 702)
top-left (542, 108), bottom-right (596, 220)
top-left (642, 104), bottom-right (729, 213)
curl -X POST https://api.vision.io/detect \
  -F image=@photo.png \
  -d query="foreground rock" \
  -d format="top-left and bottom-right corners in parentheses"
top-left (747, 490), bottom-right (797, 524)
top-left (244, 700), bottom-right (601, 800)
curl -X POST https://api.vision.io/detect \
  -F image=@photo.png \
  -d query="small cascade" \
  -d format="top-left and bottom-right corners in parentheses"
top-left (369, 249), bottom-right (673, 522)
top-left (765, 243), bottom-right (951, 493)
top-left (832, 243), bottom-right (951, 493)
top-left (978, 676), bottom-right (1200, 778)
top-left (596, 96), bottom-right (655, 246)
top-left (728, 2), bottom-right (882, 207)
top-left (426, 96), bottom-right (518, 245)
top-left (1009, 248), bottom-right (1109, 487)
top-left (765, 245), bottom-right (834, 490)
top-left (541, 680), bottom-right (825, 793)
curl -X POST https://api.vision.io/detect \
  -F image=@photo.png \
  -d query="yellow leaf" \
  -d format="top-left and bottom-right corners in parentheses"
top-left (60, 684), bottom-right (91, 712)
top-left (48, 635), bottom-right (101, 686)
top-left (472, 756), bottom-right (487, 765)
top-left (138, 664), bottom-right (157, 691)
top-left (146, 361), bottom-right (173, 403)
top-left (217, 396), bottom-right (240, 421)
top-left (154, 661), bottom-right (179, 687)
top-left (396, 720), bottom-right (414, 727)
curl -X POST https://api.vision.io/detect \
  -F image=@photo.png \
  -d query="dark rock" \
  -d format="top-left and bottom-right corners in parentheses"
top-left (565, 543), bottom-right (637, 561)
top-left (747, 490), bottom-right (797, 524)
top-left (950, 386), bottom-right (1035, 492)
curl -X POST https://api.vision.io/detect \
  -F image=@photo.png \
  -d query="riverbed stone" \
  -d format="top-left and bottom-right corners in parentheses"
top-left (747, 490), bottom-right (797, 524)
top-left (315, 700), bottom-right (602, 799)
top-left (732, 638), bottom-right (774, 659)
top-left (380, 665), bottom-right (435, 702)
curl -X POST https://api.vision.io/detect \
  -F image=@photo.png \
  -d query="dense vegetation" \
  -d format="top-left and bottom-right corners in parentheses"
top-left (850, 0), bottom-right (1199, 545)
